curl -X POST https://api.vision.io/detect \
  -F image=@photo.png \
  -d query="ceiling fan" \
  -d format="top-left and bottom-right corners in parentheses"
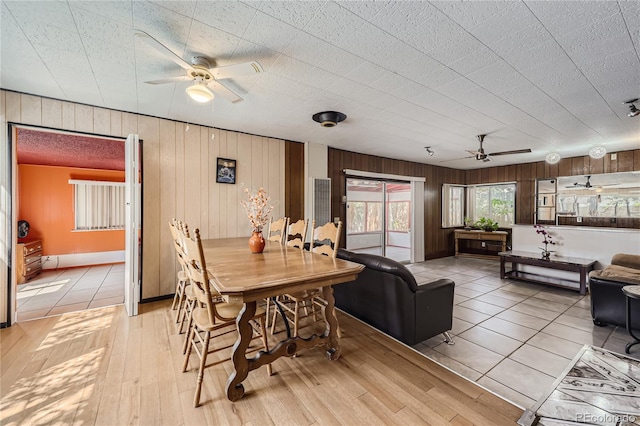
top-left (566, 175), bottom-right (620, 189)
top-left (440, 135), bottom-right (531, 163)
top-left (134, 30), bottom-right (264, 104)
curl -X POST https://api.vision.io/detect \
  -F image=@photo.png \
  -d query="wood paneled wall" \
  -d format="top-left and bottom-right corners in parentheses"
top-left (465, 149), bottom-right (640, 228)
top-left (328, 148), bottom-right (466, 259)
top-left (284, 141), bottom-right (304, 222)
top-left (0, 90), bottom-right (301, 306)
top-left (329, 147), bottom-right (640, 260)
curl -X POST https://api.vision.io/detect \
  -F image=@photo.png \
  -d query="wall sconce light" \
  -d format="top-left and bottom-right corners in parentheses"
top-left (589, 146), bottom-right (607, 159)
top-left (424, 146), bottom-right (434, 157)
top-left (545, 152), bottom-right (561, 164)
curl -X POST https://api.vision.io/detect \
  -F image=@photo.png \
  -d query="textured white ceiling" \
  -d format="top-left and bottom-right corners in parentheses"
top-left (1, 1), bottom-right (639, 169)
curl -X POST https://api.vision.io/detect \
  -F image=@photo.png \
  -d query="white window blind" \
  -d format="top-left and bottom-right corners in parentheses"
top-left (69, 179), bottom-right (126, 231)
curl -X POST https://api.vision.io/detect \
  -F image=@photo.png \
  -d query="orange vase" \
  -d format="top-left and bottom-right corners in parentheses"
top-left (248, 231), bottom-right (265, 253)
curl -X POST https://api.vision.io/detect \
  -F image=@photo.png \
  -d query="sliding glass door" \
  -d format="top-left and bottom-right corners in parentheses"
top-left (346, 178), bottom-right (411, 263)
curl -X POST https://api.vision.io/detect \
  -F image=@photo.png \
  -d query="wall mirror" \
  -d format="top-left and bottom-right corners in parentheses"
top-left (555, 171), bottom-right (640, 219)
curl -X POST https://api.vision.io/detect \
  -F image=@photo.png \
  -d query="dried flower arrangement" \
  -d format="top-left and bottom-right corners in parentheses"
top-left (534, 224), bottom-right (556, 258)
top-left (240, 187), bottom-right (274, 233)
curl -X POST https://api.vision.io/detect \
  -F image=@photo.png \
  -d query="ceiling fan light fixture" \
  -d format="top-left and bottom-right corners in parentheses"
top-left (589, 146), bottom-right (606, 159)
top-left (313, 111), bottom-right (346, 127)
top-left (546, 152), bottom-right (561, 164)
top-left (624, 98), bottom-right (640, 118)
top-left (186, 82), bottom-right (214, 103)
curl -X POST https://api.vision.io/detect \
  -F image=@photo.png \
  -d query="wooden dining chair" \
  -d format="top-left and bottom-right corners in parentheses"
top-left (267, 217), bottom-right (288, 244)
top-left (271, 220), bottom-right (342, 337)
top-left (181, 227), bottom-right (273, 407)
top-left (286, 218), bottom-right (309, 250)
top-left (168, 218), bottom-right (190, 327)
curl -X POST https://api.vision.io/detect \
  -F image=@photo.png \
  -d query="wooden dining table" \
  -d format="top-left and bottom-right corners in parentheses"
top-left (201, 237), bottom-right (364, 401)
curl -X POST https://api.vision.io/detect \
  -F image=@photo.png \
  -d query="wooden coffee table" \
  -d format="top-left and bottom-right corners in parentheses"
top-left (499, 250), bottom-right (597, 295)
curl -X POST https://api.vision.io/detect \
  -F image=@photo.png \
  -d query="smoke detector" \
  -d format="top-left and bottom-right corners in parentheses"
top-left (312, 111), bottom-right (347, 127)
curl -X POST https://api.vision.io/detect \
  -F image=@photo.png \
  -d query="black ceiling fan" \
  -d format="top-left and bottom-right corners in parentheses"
top-left (565, 175), bottom-right (620, 189)
top-left (466, 134), bottom-right (531, 162)
top-left (441, 135), bottom-right (532, 163)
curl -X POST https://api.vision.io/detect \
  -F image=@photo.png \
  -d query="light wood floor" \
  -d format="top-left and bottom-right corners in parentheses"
top-left (1, 300), bottom-right (522, 425)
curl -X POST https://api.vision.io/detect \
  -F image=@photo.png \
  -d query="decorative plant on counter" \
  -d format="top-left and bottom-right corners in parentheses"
top-left (240, 186), bottom-right (273, 253)
top-left (534, 224), bottom-right (556, 259)
top-left (474, 217), bottom-right (499, 232)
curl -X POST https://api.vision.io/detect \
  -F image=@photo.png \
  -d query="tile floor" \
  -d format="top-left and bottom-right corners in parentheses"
top-left (406, 256), bottom-right (638, 410)
top-left (16, 263), bottom-right (125, 322)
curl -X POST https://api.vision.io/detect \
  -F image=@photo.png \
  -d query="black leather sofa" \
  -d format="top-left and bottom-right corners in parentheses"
top-left (590, 253), bottom-right (640, 329)
top-left (334, 249), bottom-right (455, 346)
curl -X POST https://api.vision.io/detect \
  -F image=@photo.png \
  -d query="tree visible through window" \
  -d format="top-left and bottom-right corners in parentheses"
top-left (388, 202), bottom-right (410, 232)
top-left (347, 201), bottom-right (382, 233)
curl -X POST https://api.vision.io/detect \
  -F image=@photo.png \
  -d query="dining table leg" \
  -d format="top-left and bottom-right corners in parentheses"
top-left (226, 301), bottom-right (256, 402)
top-left (322, 285), bottom-right (341, 361)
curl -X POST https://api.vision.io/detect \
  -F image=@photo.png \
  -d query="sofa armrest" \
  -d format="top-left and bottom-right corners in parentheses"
top-left (611, 253), bottom-right (640, 270)
top-left (414, 278), bottom-right (455, 343)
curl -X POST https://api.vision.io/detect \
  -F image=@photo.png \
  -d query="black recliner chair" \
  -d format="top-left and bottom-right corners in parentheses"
top-left (590, 253), bottom-right (640, 329)
top-left (334, 249), bottom-right (455, 346)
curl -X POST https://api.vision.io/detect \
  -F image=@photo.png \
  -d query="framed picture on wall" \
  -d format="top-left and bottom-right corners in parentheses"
top-left (216, 157), bottom-right (236, 184)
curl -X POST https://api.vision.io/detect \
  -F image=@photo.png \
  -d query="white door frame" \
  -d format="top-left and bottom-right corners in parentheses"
top-left (124, 133), bottom-right (141, 316)
top-left (343, 169), bottom-right (425, 263)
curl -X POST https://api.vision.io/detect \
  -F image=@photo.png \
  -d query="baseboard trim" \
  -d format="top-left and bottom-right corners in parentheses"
top-left (42, 250), bottom-right (125, 270)
top-left (141, 294), bottom-right (174, 304)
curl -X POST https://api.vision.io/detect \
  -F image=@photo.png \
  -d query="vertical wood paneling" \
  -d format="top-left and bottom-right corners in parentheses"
top-left (139, 116), bottom-right (160, 300)
top-left (20, 94), bottom-right (42, 126)
top-left (174, 123), bottom-right (186, 227)
top-left (199, 128), bottom-right (209, 238)
top-left (5, 91), bottom-right (21, 122)
top-left (617, 150), bottom-right (635, 172)
top-left (285, 141), bottom-right (304, 221)
top-left (209, 128), bottom-right (221, 238)
top-left (225, 131), bottom-right (238, 237)
top-left (74, 104), bottom-right (93, 133)
top-left (159, 119), bottom-right (176, 297)
top-left (1, 90), bottom-right (295, 304)
top-left (93, 108), bottom-right (110, 136)
top-left (110, 111), bottom-right (122, 136)
top-left (217, 131), bottom-right (228, 237)
top-left (61, 102), bottom-right (74, 130)
top-left (41, 99), bottom-right (62, 129)
top-left (235, 133), bottom-right (252, 237)
top-left (184, 126), bottom-right (201, 235)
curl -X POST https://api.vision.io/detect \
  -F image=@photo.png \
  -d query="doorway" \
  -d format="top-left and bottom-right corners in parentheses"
top-left (345, 178), bottom-right (412, 263)
top-left (8, 125), bottom-right (140, 324)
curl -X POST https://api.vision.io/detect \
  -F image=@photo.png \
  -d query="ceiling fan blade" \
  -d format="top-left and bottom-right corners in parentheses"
top-left (209, 81), bottom-right (243, 103)
top-left (134, 30), bottom-right (193, 71)
top-left (440, 155), bottom-right (474, 163)
top-left (210, 61), bottom-right (264, 80)
top-left (145, 76), bottom-right (192, 85)
top-left (465, 150), bottom-right (481, 156)
top-left (487, 148), bottom-right (532, 157)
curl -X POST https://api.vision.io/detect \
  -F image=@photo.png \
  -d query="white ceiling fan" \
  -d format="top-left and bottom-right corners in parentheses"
top-left (134, 30), bottom-right (264, 104)
top-left (442, 134), bottom-right (532, 163)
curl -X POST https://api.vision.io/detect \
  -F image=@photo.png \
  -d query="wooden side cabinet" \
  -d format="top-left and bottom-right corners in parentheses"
top-left (17, 239), bottom-right (43, 284)
top-left (454, 230), bottom-right (508, 260)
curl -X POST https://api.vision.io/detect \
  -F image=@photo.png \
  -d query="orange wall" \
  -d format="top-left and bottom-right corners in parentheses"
top-left (17, 165), bottom-right (125, 255)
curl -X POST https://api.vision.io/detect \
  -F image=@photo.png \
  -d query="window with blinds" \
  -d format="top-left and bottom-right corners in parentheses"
top-left (69, 179), bottom-right (126, 231)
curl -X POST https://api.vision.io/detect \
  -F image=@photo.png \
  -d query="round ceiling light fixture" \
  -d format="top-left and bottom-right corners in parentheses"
top-left (545, 152), bottom-right (561, 164)
top-left (312, 111), bottom-right (347, 127)
top-left (589, 145), bottom-right (607, 159)
top-left (186, 77), bottom-right (214, 103)
top-left (624, 98), bottom-right (640, 117)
